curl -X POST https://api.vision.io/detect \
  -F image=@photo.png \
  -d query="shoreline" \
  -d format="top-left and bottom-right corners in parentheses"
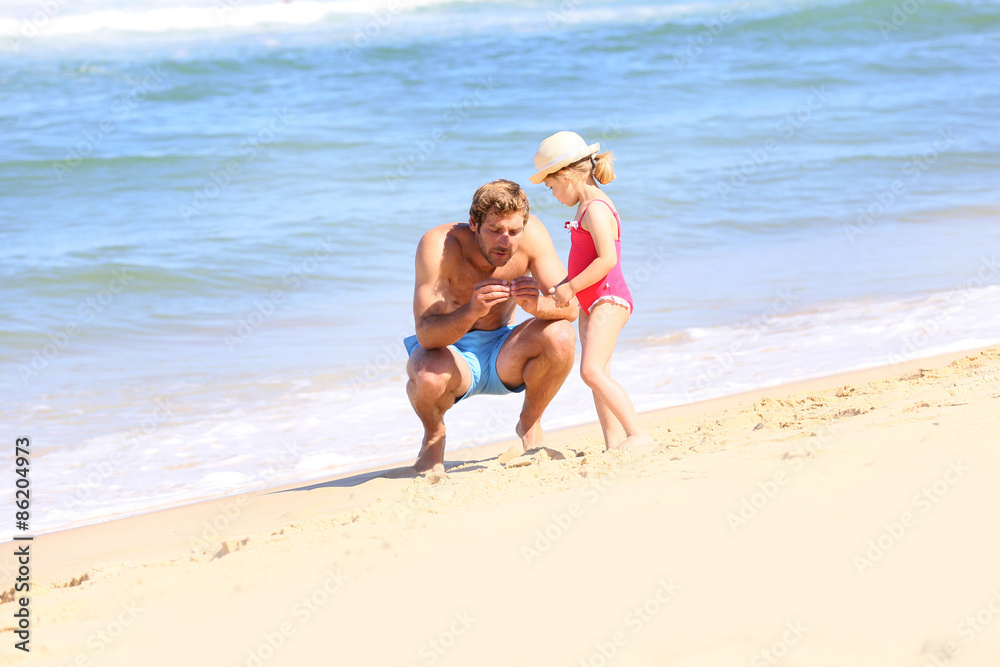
top-left (14, 287), bottom-right (1000, 541)
top-left (6, 343), bottom-right (995, 584)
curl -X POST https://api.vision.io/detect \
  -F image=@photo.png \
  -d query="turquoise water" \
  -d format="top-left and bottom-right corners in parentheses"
top-left (1, 0), bottom-right (998, 533)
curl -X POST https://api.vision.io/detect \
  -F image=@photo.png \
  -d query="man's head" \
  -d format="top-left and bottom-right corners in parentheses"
top-left (468, 179), bottom-right (530, 267)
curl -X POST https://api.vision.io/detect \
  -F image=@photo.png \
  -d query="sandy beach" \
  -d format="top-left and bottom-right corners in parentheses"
top-left (3, 347), bottom-right (1000, 666)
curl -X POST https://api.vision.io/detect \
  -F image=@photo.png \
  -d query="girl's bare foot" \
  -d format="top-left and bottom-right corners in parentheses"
top-left (610, 432), bottom-right (655, 455)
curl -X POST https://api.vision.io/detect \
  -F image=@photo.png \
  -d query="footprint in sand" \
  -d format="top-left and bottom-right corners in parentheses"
top-left (502, 446), bottom-right (580, 468)
top-left (496, 445), bottom-right (523, 465)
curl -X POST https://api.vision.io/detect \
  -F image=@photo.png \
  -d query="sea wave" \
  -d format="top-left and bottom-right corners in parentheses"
top-left (2, 0), bottom-right (994, 42)
top-left (0, 0), bottom-right (482, 38)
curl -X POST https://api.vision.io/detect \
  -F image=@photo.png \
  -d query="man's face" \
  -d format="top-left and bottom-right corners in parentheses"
top-left (473, 211), bottom-right (524, 267)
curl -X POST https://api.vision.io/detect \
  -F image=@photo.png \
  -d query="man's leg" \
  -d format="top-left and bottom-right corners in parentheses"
top-left (495, 318), bottom-right (576, 450)
top-left (405, 346), bottom-right (472, 473)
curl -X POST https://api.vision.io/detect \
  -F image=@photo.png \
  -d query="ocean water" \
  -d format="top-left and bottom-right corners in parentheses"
top-left (1, 0), bottom-right (998, 535)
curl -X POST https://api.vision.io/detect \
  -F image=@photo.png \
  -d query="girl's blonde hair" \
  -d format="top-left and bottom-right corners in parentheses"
top-left (553, 150), bottom-right (616, 185)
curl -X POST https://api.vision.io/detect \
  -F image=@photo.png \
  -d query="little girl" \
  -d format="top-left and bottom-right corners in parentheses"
top-left (530, 131), bottom-right (654, 451)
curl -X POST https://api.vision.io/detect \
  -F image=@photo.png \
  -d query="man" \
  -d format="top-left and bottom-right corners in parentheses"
top-left (404, 179), bottom-right (578, 473)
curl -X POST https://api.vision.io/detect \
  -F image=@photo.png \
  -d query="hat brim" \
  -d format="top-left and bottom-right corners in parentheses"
top-left (529, 142), bottom-right (600, 184)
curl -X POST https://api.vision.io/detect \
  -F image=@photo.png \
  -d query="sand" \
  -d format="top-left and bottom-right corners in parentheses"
top-left (3, 347), bottom-right (1000, 666)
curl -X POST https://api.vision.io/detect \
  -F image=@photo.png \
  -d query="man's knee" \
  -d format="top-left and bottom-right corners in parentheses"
top-left (408, 350), bottom-right (456, 397)
top-left (540, 320), bottom-right (576, 361)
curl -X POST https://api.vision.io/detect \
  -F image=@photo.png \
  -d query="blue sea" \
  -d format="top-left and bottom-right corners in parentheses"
top-left (1, 0), bottom-right (998, 535)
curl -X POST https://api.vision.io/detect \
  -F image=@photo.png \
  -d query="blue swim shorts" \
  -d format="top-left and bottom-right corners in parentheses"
top-left (404, 326), bottom-right (526, 403)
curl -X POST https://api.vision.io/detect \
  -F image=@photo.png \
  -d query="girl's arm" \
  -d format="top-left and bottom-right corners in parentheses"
top-left (520, 215), bottom-right (579, 321)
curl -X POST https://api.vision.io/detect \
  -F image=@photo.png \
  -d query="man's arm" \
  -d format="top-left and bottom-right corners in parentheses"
top-left (515, 215), bottom-right (579, 322)
top-left (413, 227), bottom-right (511, 349)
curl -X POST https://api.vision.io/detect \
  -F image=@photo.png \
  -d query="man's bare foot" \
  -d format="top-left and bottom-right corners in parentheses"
top-left (515, 420), bottom-right (544, 451)
top-left (610, 432), bottom-right (656, 455)
top-left (411, 427), bottom-right (446, 474)
top-left (412, 458), bottom-right (446, 475)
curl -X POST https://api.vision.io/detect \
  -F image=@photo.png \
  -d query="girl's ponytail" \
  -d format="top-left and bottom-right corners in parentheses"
top-left (593, 150), bottom-right (616, 184)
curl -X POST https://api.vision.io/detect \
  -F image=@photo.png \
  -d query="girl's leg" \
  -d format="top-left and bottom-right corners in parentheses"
top-left (580, 302), bottom-right (654, 451)
top-left (579, 309), bottom-right (626, 448)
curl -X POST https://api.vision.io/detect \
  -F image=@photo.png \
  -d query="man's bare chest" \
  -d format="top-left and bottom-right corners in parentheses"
top-left (442, 257), bottom-right (530, 306)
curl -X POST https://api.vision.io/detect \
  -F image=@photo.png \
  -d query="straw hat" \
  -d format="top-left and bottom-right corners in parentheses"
top-left (529, 131), bottom-right (600, 184)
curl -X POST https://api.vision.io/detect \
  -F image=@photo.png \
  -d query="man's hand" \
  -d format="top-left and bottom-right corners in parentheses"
top-left (511, 276), bottom-right (541, 315)
top-left (470, 278), bottom-right (513, 317)
top-left (548, 281), bottom-right (576, 309)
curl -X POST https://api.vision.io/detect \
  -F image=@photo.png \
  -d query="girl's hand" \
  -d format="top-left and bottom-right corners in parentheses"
top-left (548, 282), bottom-right (576, 309)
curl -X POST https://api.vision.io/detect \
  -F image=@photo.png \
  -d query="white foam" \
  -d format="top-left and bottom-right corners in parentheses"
top-left (0, 0), bottom-right (481, 38)
top-left (198, 471), bottom-right (253, 489)
top-left (0, 0), bottom-right (821, 41)
top-left (294, 451), bottom-right (355, 472)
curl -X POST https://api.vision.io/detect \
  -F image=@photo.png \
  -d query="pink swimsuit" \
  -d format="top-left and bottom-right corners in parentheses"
top-left (565, 199), bottom-right (634, 315)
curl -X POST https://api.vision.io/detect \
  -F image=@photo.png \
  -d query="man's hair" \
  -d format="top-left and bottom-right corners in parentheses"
top-left (469, 179), bottom-right (530, 228)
